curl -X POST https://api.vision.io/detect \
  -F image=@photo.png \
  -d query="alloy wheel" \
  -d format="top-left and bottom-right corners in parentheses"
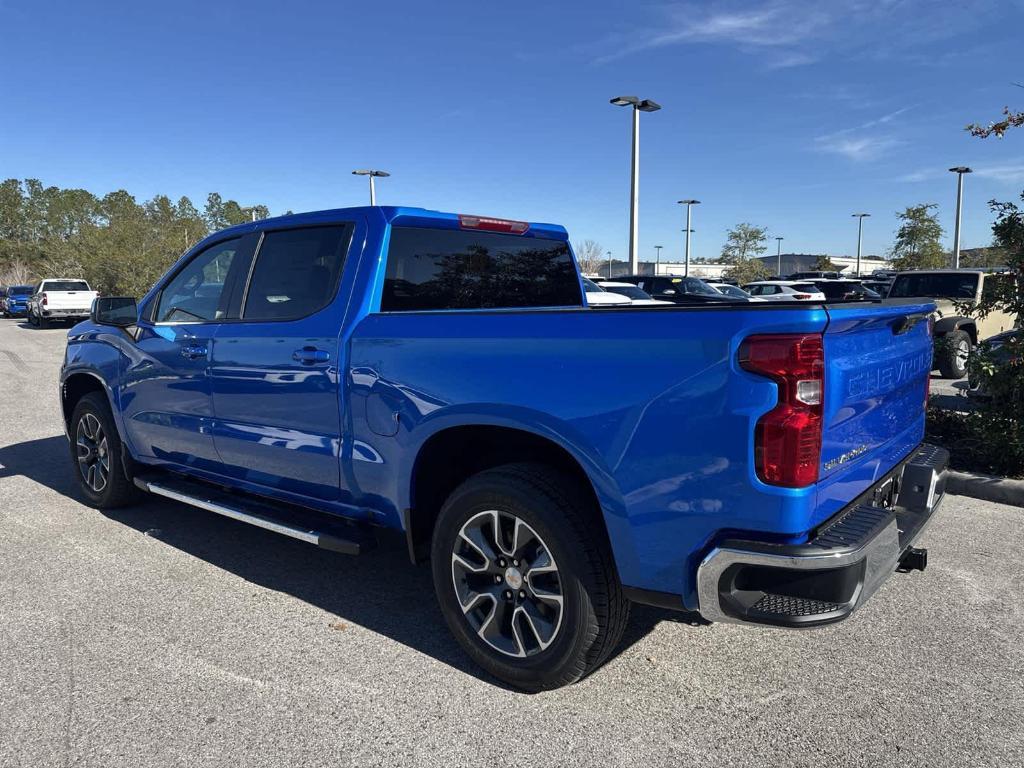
top-left (76, 413), bottom-right (109, 493)
top-left (955, 339), bottom-right (970, 369)
top-left (451, 509), bottom-right (564, 658)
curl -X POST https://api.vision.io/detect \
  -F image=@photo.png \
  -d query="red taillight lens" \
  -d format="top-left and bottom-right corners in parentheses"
top-left (41, 295), bottom-right (47, 306)
top-left (739, 334), bottom-right (824, 487)
top-left (793, 294), bottom-right (812, 300)
top-left (458, 214), bottom-right (529, 234)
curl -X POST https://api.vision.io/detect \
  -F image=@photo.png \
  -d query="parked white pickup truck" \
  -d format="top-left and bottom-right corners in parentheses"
top-left (28, 279), bottom-right (98, 328)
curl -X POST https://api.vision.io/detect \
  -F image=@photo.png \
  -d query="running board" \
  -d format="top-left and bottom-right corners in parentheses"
top-left (133, 475), bottom-right (375, 555)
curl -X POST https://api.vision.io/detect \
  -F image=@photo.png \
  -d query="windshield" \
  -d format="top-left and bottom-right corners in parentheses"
top-left (715, 284), bottom-right (748, 298)
top-left (676, 278), bottom-right (720, 296)
top-left (889, 273), bottom-right (979, 300)
top-left (602, 285), bottom-right (651, 300)
top-left (43, 280), bottom-right (90, 292)
top-left (581, 278), bottom-right (605, 293)
top-left (9, 286), bottom-right (33, 295)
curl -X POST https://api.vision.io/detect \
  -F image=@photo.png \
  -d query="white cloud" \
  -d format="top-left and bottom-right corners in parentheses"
top-left (897, 162), bottom-right (1024, 185)
top-left (974, 163), bottom-right (1024, 184)
top-left (813, 107), bottom-right (912, 161)
top-left (815, 135), bottom-right (901, 161)
top-left (591, 0), bottom-right (1011, 67)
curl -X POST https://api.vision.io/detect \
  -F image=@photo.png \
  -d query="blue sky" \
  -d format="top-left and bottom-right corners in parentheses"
top-left (2, 0), bottom-right (1024, 261)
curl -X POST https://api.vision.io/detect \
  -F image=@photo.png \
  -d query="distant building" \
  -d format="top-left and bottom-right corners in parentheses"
top-left (754, 253), bottom-right (891, 278)
top-left (655, 262), bottom-right (732, 278)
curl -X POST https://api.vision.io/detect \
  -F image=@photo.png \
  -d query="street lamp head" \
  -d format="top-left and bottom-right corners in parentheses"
top-left (352, 169), bottom-right (390, 178)
top-left (609, 95), bottom-right (639, 107)
top-left (852, 212), bottom-right (871, 218)
top-left (948, 166), bottom-right (973, 174)
top-left (637, 99), bottom-right (661, 112)
top-left (677, 199), bottom-right (701, 205)
top-left (776, 236), bottom-right (784, 240)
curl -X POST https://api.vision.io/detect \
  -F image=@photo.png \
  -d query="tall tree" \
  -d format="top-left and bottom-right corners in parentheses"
top-left (573, 239), bottom-right (605, 275)
top-left (720, 223), bottom-right (768, 264)
top-left (812, 255), bottom-right (839, 272)
top-left (890, 203), bottom-right (946, 270)
top-left (0, 179), bottom-right (25, 240)
top-left (204, 192), bottom-right (228, 231)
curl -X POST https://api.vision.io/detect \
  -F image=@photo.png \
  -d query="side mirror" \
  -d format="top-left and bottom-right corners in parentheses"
top-left (91, 296), bottom-right (138, 327)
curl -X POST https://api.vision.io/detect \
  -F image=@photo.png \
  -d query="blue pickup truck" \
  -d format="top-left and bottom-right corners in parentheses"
top-left (60, 206), bottom-right (947, 690)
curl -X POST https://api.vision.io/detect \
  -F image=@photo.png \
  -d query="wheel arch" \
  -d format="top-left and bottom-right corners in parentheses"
top-left (934, 316), bottom-right (977, 344)
top-left (61, 370), bottom-right (117, 434)
top-left (402, 417), bottom-right (626, 575)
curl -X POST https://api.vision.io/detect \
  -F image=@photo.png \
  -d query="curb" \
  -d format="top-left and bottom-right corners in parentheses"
top-left (946, 469), bottom-right (1024, 507)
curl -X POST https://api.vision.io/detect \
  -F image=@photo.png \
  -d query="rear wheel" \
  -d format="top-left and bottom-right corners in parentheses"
top-left (938, 329), bottom-right (971, 379)
top-left (68, 392), bottom-right (142, 508)
top-left (431, 463), bottom-right (629, 691)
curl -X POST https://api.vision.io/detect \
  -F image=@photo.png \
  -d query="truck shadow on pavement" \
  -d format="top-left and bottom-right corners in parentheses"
top-left (0, 434), bottom-right (706, 691)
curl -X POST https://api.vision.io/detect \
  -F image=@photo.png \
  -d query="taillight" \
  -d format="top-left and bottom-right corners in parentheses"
top-left (793, 294), bottom-right (812, 300)
top-left (41, 295), bottom-right (47, 306)
top-left (739, 334), bottom-right (824, 487)
top-left (458, 214), bottom-right (529, 234)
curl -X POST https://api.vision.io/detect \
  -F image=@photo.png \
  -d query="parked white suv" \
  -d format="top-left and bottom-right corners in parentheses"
top-left (742, 281), bottom-right (826, 302)
top-left (28, 279), bottom-right (98, 328)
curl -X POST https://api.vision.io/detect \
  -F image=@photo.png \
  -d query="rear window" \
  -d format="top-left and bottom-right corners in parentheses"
top-left (382, 227), bottom-right (583, 311)
top-left (790, 283), bottom-right (817, 293)
top-left (43, 280), bottom-right (90, 292)
top-left (9, 286), bottom-right (33, 295)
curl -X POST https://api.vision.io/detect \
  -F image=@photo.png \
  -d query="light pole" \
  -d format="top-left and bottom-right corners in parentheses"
top-left (677, 200), bottom-right (700, 276)
top-left (606, 250), bottom-right (613, 279)
top-left (610, 96), bottom-right (661, 274)
top-left (949, 166), bottom-right (972, 269)
top-left (352, 169), bottom-right (390, 205)
top-left (654, 245), bottom-right (663, 274)
top-left (775, 236), bottom-right (784, 277)
top-left (852, 213), bottom-right (870, 277)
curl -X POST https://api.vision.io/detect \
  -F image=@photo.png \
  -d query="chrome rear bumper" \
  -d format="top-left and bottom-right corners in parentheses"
top-left (696, 443), bottom-right (949, 627)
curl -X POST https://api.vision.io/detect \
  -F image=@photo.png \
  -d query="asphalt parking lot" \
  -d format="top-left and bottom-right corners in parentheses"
top-left (1, 318), bottom-right (1022, 768)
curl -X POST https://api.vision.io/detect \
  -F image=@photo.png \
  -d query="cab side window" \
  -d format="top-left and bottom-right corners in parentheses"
top-left (156, 238), bottom-right (241, 323)
top-left (241, 225), bottom-right (352, 321)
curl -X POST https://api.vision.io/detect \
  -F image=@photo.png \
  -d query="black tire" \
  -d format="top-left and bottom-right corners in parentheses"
top-left (938, 329), bottom-right (971, 379)
top-left (68, 392), bottom-right (142, 509)
top-left (431, 462), bottom-right (629, 691)
top-left (37, 313), bottom-right (48, 328)
top-left (27, 309), bottom-right (37, 326)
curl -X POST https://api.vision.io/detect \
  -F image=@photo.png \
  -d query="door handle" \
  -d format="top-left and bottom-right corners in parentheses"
top-left (292, 347), bottom-right (330, 365)
top-left (180, 344), bottom-right (208, 360)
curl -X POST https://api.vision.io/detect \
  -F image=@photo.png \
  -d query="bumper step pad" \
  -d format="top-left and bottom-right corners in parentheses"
top-left (696, 443), bottom-right (950, 628)
top-left (751, 593), bottom-right (844, 618)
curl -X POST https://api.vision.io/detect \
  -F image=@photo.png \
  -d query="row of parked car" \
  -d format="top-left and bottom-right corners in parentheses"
top-left (0, 279), bottom-right (98, 326)
top-left (585, 268), bottom-right (1018, 384)
top-left (582, 274), bottom-right (884, 306)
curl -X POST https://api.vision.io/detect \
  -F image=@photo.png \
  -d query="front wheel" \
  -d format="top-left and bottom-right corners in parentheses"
top-left (68, 392), bottom-right (142, 508)
top-left (431, 463), bottom-right (629, 691)
top-left (938, 329), bottom-right (971, 379)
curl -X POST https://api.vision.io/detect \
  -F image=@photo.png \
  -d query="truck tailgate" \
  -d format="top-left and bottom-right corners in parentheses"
top-left (816, 299), bottom-right (935, 521)
top-left (45, 291), bottom-right (95, 310)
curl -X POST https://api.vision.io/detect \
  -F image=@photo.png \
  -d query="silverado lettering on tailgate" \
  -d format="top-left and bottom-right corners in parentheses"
top-left (846, 350), bottom-right (931, 400)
